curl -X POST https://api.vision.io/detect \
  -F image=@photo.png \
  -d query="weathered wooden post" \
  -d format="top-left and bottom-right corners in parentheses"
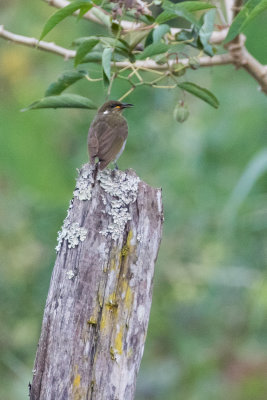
top-left (30, 163), bottom-right (163, 400)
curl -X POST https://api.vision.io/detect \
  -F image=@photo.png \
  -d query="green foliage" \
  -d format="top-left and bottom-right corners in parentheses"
top-left (152, 24), bottom-right (170, 43)
top-left (178, 82), bottom-right (219, 108)
top-left (242, 0), bottom-right (267, 31)
top-left (137, 42), bottom-right (169, 60)
top-left (74, 38), bottom-right (99, 66)
top-left (157, 0), bottom-right (215, 27)
top-left (102, 47), bottom-right (113, 83)
top-left (33, 0), bottom-right (221, 114)
top-left (199, 9), bottom-right (216, 56)
top-left (224, 0), bottom-right (266, 43)
top-left (40, 0), bottom-right (100, 40)
top-left (22, 94), bottom-right (97, 111)
top-left (45, 71), bottom-right (87, 96)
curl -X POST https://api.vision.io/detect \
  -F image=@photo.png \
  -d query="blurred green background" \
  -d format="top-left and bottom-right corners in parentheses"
top-left (1, 1), bottom-right (267, 399)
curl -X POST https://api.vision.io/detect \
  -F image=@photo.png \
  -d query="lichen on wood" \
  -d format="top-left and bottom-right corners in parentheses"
top-left (30, 163), bottom-right (163, 400)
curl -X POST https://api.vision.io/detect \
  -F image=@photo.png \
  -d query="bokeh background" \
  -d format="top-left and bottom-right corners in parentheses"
top-left (1, 1), bottom-right (267, 399)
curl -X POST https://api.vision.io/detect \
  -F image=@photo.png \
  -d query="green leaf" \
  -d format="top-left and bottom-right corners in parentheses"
top-left (176, 28), bottom-right (199, 46)
top-left (21, 94), bottom-right (97, 111)
top-left (159, 0), bottom-right (215, 27)
top-left (153, 24), bottom-right (170, 42)
top-left (224, 0), bottom-right (261, 43)
top-left (78, 4), bottom-right (92, 20)
top-left (81, 51), bottom-right (103, 63)
top-left (40, 1), bottom-right (95, 40)
top-left (144, 29), bottom-right (154, 47)
top-left (199, 9), bottom-right (216, 56)
top-left (45, 70), bottom-right (87, 96)
top-left (81, 51), bottom-right (124, 64)
top-left (123, 30), bottom-right (150, 50)
top-left (90, 7), bottom-right (111, 27)
top-left (75, 38), bottom-right (99, 66)
top-left (178, 82), bottom-right (219, 108)
top-left (163, 0), bottom-right (215, 13)
top-left (156, 10), bottom-right (177, 24)
top-left (123, 9), bottom-right (155, 24)
top-left (74, 36), bottom-right (129, 52)
top-left (240, 0), bottom-right (267, 31)
top-left (102, 47), bottom-right (113, 82)
top-left (137, 42), bottom-right (169, 60)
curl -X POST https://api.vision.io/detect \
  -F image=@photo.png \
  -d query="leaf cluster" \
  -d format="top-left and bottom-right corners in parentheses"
top-left (25, 0), bottom-right (225, 113)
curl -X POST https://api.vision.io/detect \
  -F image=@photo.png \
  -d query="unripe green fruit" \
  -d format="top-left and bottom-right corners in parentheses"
top-left (172, 63), bottom-right (186, 77)
top-left (189, 57), bottom-right (200, 70)
top-left (173, 101), bottom-right (190, 123)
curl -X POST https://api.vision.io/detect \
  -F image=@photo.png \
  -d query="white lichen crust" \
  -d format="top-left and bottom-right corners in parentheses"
top-left (98, 169), bottom-right (140, 241)
top-left (56, 164), bottom-right (140, 250)
top-left (56, 219), bottom-right (87, 252)
top-left (66, 270), bottom-right (75, 280)
top-left (73, 164), bottom-right (95, 201)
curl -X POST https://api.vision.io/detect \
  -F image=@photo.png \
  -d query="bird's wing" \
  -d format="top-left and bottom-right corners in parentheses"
top-left (98, 136), bottom-right (125, 170)
top-left (88, 119), bottom-right (100, 163)
top-left (89, 117), bottom-right (128, 168)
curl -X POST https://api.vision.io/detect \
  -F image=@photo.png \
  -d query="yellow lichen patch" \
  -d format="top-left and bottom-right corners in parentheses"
top-left (106, 293), bottom-right (118, 310)
top-left (72, 366), bottom-right (85, 400)
top-left (121, 244), bottom-right (130, 256)
top-left (127, 230), bottom-right (133, 245)
top-left (121, 230), bottom-right (134, 258)
top-left (100, 310), bottom-right (107, 331)
top-left (121, 281), bottom-right (133, 311)
top-left (87, 317), bottom-right (97, 326)
top-left (110, 346), bottom-right (116, 361)
top-left (73, 374), bottom-right (81, 388)
top-left (110, 326), bottom-right (124, 361)
top-left (114, 326), bottom-right (124, 355)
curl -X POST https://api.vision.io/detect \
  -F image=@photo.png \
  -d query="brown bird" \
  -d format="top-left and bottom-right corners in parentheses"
top-left (88, 100), bottom-right (133, 170)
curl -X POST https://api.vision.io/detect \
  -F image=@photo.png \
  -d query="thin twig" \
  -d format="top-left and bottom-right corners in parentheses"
top-left (119, 87), bottom-right (135, 101)
top-left (85, 74), bottom-right (103, 82)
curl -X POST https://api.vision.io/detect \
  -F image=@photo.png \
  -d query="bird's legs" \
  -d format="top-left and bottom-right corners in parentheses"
top-left (92, 161), bottom-right (99, 187)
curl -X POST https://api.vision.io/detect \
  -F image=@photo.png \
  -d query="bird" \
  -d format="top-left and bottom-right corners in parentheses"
top-left (88, 100), bottom-right (133, 171)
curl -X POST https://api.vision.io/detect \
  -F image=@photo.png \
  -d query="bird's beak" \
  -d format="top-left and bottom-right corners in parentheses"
top-left (121, 103), bottom-right (134, 109)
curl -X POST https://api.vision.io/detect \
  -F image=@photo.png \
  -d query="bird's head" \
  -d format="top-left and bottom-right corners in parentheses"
top-left (98, 100), bottom-right (134, 115)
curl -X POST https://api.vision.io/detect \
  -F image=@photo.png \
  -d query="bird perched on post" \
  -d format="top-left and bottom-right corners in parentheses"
top-left (88, 100), bottom-right (133, 171)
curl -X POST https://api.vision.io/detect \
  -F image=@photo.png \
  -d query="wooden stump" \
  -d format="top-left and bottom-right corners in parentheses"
top-left (30, 163), bottom-right (163, 400)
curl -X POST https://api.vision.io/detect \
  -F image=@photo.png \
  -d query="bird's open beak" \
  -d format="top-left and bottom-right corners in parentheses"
top-left (121, 103), bottom-right (134, 109)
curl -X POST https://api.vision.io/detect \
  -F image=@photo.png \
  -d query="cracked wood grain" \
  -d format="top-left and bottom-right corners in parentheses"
top-left (30, 164), bottom-right (163, 400)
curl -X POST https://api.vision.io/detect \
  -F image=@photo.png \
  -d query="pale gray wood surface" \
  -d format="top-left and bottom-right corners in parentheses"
top-left (30, 163), bottom-right (163, 400)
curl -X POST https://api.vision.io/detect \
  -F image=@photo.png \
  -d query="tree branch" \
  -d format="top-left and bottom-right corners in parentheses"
top-left (1, 25), bottom-right (267, 94)
top-left (0, 25), bottom-right (75, 59)
top-left (0, 25), bottom-right (233, 68)
top-left (115, 53), bottom-right (235, 69)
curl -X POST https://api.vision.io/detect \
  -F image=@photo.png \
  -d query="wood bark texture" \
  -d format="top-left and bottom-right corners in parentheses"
top-left (30, 163), bottom-right (163, 400)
